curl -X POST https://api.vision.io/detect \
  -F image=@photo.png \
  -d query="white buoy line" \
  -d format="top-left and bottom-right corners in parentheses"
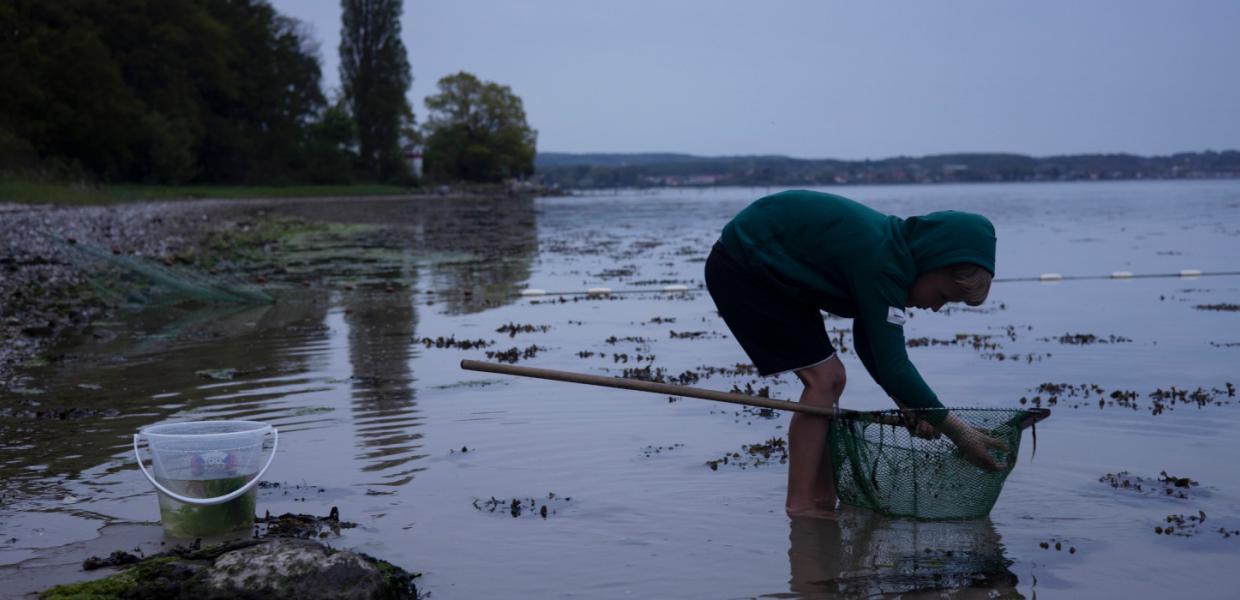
top-left (518, 284), bottom-right (694, 297)
top-left (991, 268), bottom-right (1236, 283)
top-left (511, 269), bottom-right (1240, 298)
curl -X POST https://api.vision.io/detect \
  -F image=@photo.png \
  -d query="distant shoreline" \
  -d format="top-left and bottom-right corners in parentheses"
top-left (554, 175), bottom-right (1240, 194)
top-left (534, 149), bottom-right (1240, 190)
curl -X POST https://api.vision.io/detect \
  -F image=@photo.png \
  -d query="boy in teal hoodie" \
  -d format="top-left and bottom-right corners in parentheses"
top-left (706, 190), bottom-right (1008, 518)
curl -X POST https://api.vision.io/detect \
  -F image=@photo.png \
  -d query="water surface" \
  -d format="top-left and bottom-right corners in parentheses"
top-left (2, 181), bottom-right (1239, 598)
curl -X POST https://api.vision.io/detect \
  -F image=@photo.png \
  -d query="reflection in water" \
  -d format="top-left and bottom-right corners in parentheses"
top-left (344, 289), bottom-right (424, 486)
top-left (0, 299), bottom-right (327, 501)
top-left (284, 196), bottom-right (539, 314)
top-left (0, 195), bottom-right (540, 504)
top-left (421, 197), bottom-right (538, 314)
top-left (787, 509), bottom-right (1020, 598)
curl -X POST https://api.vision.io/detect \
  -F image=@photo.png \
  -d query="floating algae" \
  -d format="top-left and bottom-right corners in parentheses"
top-left (706, 437), bottom-right (788, 470)
top-left (496, 322), bottom-right (552, 336)
top-left (1098, 470), bottom-right (1201, 499)
top-left (156, 475), bottom-right (256, 538)
top-left (472, 493), bottom-right (572, 518)
top-left (485, 345), bottom-right (545, 363)
top-left (1194, 303), bottom-right (1240, 312)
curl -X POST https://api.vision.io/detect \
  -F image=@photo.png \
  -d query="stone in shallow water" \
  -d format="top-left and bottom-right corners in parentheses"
top-left (41, 538), bottom-right (419, 600)
top-left (205, 539), bottom-right (404, 599)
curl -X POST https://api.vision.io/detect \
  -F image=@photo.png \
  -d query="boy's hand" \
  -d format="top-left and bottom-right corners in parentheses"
top-left (940, 413), bottom-right (1009, 472)
top-left (951, 429), bottom-right (1009, 472)
top-left (911, 419), bottom-right (940, 440)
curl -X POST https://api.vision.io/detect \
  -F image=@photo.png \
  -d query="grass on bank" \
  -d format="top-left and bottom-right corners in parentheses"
top-left (0, 180), bottom-right (412, 206)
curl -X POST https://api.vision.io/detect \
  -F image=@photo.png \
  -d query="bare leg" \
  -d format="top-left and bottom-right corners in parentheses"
top-left (786, 356), bottom-right (845, 518)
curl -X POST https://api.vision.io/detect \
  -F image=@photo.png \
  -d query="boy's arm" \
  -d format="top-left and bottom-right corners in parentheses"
top-left (852, 288), bottom-right (1007, 471)
top-left (851, 296), bottom-right (948, 425)
top-left (853, 315), bottom-right (1005, 471)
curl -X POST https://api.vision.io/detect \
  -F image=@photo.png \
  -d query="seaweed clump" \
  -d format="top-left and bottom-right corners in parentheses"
top-left (256, 506), bottom-right (358, 539)
top-left (82, 550), bottom-right (143, 571)
top-left (1195, 303), bottom-right (1240, 312)
top-left (1098, 470), bottom-right (1199, 499)
top-left (485, 345), bottom-right (545, 363)
top-left (1025, 382), bottom-right (1234, 413)
top-left (496, 322), bottom-right (551, 337)
top-left (1153, 511), bottom-right (1239, 538)
top-left (706, 437), bottom-right (788, 471)
top-left (417, 336), bottom-right (493, 350)
top-left (1038, 333), bottom-right (1132, 345)
top-left (472, 492), bottom-right (572, 518)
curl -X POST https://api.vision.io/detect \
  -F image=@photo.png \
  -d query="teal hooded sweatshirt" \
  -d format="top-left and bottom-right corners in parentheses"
top-left (718, 190), bottom-right (996, 422)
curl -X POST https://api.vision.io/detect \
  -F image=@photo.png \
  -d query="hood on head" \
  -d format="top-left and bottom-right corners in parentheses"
top-left (902, 211), bottom-right (996, 275)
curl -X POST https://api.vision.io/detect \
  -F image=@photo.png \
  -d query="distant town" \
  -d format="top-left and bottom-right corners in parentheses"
top-left (533, 150), bottom-right (1240, 189)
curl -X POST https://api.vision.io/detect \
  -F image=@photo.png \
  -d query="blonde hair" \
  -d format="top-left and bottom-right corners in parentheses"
top-left (950, 264), bottom-right (993, 306)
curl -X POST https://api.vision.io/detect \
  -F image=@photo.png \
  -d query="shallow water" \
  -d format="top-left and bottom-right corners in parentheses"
top-left (2, 181), bottom-right (1239, 598)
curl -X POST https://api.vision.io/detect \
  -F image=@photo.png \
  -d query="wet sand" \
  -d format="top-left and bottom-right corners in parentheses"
top-left (1, 181), bottom-right (1239, 598)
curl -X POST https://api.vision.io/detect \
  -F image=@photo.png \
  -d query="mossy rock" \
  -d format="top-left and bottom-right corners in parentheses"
top-left (41, 539), bottom-right (419, 600)
top-left (40, 556), bottom-right (197, 600)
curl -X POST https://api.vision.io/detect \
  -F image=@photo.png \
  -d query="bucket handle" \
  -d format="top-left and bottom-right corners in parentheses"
top-left (133, 426), bottom-right (279, 506)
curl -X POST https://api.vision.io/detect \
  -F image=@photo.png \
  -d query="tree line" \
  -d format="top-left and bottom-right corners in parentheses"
top-left (0, 0), bottom-right (536, 186)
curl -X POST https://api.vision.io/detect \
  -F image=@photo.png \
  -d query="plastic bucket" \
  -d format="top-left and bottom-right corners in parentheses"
top-left (134, 420), bottom-right (278, 538)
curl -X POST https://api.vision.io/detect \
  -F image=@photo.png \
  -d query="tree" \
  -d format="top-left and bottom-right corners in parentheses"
top-left (0, 0), bottom-right (329, 184)
top-left (423, 71), bottom-right (536, 183)
top-left (197, 0), bottom-right (328, 183)
top-left (304, 98), bottom-right (359, 184)
top-left (339, 0), bottom-right (413, 181)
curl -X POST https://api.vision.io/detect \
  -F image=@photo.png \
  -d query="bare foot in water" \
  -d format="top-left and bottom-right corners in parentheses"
top-left (786, 504), bottom-right (840, 520)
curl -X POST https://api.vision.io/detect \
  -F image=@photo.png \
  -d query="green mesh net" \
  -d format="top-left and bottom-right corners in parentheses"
top-left (65, 241), bottom-right (272, 305)
top-left (829, 408), bottom-right (1037, 520)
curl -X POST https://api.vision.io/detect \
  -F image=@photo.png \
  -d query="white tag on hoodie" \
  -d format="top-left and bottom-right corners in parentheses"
top-left (887, 306), bottom-right (907, 326)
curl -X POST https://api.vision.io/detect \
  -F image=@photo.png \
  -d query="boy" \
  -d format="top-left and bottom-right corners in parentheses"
top-left (705, 190), bottom-right (1008, 518)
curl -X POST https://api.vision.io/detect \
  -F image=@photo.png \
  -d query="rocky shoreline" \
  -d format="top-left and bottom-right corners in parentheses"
top-left (1, 193), bottom-right (506, 389)
top-left (0, 199), bottom-right (258, 388)
top-left (1, 195), bottom-right (474, 598)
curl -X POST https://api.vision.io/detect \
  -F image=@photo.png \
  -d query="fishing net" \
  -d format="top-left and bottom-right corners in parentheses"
top-left (65, 240), bottom-right (272, 305)
top-left (829, 408), bottom-right (1035, 520)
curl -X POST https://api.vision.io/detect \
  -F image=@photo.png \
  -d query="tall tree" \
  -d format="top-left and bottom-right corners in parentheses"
top-left (424, 71), bottom-right (537, 183)
top-left (339, 0), bottom-right (413, 181)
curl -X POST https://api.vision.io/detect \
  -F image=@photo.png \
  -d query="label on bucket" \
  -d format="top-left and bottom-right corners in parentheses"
top-left (191, 450), bottom-right (240, 477)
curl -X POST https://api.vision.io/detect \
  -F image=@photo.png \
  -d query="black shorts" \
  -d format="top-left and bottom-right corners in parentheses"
top-left (705, 242), bottom-right (836, 377)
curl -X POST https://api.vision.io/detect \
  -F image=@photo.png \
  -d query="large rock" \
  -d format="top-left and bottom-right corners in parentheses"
top-left (203, 539), bottom-right (403, 599)
top-left (40, 539), bottom-right (419, 600)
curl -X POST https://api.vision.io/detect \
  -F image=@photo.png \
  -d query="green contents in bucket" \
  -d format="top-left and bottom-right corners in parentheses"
top-left (156, 476), bottom-right (257, 538)
top-left (136, 420), bottom-right (277, 538)
top-left (829, 408), bottom-right (1030, 520)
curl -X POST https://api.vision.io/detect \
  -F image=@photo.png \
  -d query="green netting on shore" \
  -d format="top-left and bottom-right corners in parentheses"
top-left (65, 241), bottom-right (272, 306)
top-left (829, 408), bottom-right (1031, 520)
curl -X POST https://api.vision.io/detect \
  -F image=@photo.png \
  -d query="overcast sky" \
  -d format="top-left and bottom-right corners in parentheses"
top-left (269, 0), bottom-right (1239, 159)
